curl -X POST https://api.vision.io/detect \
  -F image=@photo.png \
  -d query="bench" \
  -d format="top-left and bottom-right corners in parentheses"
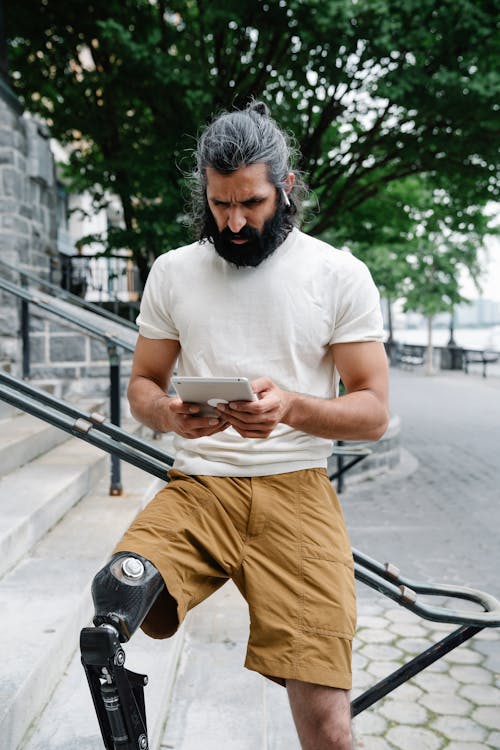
top-left (393, 344), bottom-right (425, 369)
top-left (463, 349), bottom-right (499, 378)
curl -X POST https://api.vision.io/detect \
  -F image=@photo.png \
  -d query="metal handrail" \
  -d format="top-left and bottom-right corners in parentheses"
top-left (0, 379), bottom-right (172, 480)
top-left (353, 549), bottom-right (500, 627)
top-left (0, 275), bottom-right (138, 493)
top-left (0, 372), bottom-right (499, 719)
top-left (0, 256), bottom-right (138, 331)
top-left (0, 370), bottom-right (172, 469)
top-left (0, 277), bottom-right (135, 353)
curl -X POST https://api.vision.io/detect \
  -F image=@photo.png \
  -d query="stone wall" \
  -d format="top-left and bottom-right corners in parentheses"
top-left (0, 85), bottom-right (132, 402)
top-left (27, 314), bottom-right (133, 399)
top-left (0, 84), bottom-right (57, 372)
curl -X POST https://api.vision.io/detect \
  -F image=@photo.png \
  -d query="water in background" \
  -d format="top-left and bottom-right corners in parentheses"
top-left (390, 325), bottom-right (500, 352)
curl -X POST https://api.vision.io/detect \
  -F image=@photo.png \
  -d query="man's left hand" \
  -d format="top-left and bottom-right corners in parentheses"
top-left (217, 376), bottom-right (291, 438)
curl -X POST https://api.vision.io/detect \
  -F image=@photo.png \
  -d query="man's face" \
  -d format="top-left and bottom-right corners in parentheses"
top-left (205, 163), bottom-right (294, 267)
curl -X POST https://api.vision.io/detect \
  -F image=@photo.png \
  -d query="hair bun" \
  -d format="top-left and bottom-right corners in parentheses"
top-left (248, 101), bottom-right (270, 118)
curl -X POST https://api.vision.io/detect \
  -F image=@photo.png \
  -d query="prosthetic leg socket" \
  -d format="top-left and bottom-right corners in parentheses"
top-left (92, 552), bottom-right (165, 642)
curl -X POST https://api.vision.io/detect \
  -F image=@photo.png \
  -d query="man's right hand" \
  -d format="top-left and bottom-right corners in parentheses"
top-left (127, 337), bottom-right (230, 438)
top-left (160, 396), bottom-right (230, 439)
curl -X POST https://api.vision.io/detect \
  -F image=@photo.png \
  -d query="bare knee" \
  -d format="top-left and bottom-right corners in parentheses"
top-left (287, 680), bottom-right (352, 750)
top-left (306, 714), bottom-right (352, 750)
top-left (325, 719), bottom-right (352, 750)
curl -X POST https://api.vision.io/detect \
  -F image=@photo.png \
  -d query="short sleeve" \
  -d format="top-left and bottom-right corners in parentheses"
top-left (135, 255), bottom-right (179, 340)
top-left (330, 258), bottom-right (384, 345)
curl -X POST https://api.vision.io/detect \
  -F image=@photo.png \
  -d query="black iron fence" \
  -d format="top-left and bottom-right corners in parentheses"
top-left (59, 253), bottom-right (141, 321)
top-left (0, 256), bottom-right (137, 332)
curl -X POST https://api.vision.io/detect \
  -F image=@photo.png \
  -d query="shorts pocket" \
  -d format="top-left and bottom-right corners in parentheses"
top-left (301, 546), bottom-right (356, 639)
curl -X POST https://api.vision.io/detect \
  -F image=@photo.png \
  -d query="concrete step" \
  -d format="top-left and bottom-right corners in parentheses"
top-left (0, 438), bottom-right (107, 578)
top-left (0, 400), bottom-right (21, 420)
top-left (0, 412), bottom-right (69, 477)
top-left (0, 461), bottom-right (170, 750)
top-left (0, 397), bottom-right (125, 579)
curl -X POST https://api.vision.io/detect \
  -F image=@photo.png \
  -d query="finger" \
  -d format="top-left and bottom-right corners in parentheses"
top-left (213, 424), bottom-right (230, 435)
top-left (223, 409), bottom-right (277, 428)
top-left (181, 405), bottom-right (202, 415)
top-left (250, 376), bottom-right (273, 394)
top-left (178, 415), bottom-right (224, 432)
top-left (171, 398), bottom-right (201, 415)
top-left (225, 401), bottom-right (261, 413)
top-left (204, 420), bottom-right (230, 434)
top-left (227, 392), bottom-right (279, 414)
top-left (183, 421), bottom-right (230, 438)
top-left (220, 402), bottom-right (267, 418)
top-left (179, 414), bottom-right (230, 437)
top-left (226, 420), bottom-right (276, 438)
top-left (233, 427), bottom-right (273, 438)
top-left (192, 414), bottom-right (222, 426)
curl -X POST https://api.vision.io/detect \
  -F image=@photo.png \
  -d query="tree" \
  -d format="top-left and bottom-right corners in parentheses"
top-left (322, 175), bottom-right (428, 342)
top-left (342, 175), bottom-right (496, 346)
top-left (5, 0), bottom-right (499, 285)
top-left (399, 194), bottom-right (487, 373)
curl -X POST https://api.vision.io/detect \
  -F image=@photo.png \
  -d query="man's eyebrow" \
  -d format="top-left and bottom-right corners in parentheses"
top-left (208, 194), bottom-right (267, 205)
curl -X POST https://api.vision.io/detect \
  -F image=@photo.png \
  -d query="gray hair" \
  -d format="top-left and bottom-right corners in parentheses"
top-left (189, 101), bottom-right (308, 238)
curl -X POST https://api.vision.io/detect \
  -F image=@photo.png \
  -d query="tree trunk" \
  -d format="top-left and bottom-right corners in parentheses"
top-left (135, 251), bottom-right (150, 292)
top-left (426, 315), bottom-right (435, 375)
top-left (386, 297), bottom-right (394, 343)
top-left (116, 187), bottom-right (151, 291)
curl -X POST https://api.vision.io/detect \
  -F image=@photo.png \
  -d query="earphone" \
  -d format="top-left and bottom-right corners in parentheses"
top-left (281, 188), bottom-right (291, 207)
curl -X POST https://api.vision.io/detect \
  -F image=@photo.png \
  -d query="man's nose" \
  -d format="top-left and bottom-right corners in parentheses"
top-left (227, 206), bottom-right (246, 233)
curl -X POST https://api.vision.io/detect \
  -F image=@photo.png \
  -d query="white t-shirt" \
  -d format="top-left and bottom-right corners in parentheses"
top-left (137, 228), bottom-right (384, 476)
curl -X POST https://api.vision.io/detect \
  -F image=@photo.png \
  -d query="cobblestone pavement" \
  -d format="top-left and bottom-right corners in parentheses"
top-left (353, 600), bottom-right (500, 750)
top-left (161, 367), bottom-right (500, 749)
top-left (344, 367), bottom-right (500, 594)
top-left (348, 367), bottom-right (500, 749)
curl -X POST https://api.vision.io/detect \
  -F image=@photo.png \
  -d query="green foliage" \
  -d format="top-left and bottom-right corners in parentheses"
top-left (401, 199), bottom-right (487, 317)
top-left (5, 0), bottom-right (499, 288)
top-left (350, 175), bottom-right (494, 316)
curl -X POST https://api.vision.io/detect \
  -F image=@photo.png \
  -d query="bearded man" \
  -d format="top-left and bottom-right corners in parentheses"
top-left (94, 101), bottom-right (389, 750)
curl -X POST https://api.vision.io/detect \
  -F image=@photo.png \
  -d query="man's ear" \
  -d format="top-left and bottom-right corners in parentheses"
top-left (284, 172), bottom-right (296, 195)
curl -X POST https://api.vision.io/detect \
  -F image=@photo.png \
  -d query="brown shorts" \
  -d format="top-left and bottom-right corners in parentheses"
top-left (113, 467), bottom-right (356, 689)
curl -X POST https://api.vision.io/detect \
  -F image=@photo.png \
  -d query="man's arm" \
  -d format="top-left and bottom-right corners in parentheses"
top-left (218, 341), bottom-right (390, 440)
top-left (128, 335), bottom-right (229, 438)
top-left (284, 341), bottom-right (390, 440)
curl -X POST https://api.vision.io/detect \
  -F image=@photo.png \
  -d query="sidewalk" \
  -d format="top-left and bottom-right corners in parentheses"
top-left (158, 368), bottom-right (500, 750)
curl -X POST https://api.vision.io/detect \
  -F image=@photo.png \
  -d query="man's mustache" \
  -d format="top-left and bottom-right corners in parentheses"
top-left (221, 225), bottom-right (260, 242)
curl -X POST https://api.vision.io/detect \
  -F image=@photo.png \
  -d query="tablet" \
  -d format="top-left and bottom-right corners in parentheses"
top-left (171, 376), bottom-right (257, 416)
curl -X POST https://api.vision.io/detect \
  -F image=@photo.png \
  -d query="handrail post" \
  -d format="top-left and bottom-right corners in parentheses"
top-left (21, 299), bottom-right (31, 379)
top-left (19, 271), bottom-right (31, 379)
top-left (107, 341), bottom-right (123, 495)
top-left (336, 439), bottom-right (345, 494)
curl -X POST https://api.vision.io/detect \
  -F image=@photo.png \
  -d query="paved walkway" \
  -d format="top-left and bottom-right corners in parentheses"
top-left (159, 367), bottom-right (500, 749)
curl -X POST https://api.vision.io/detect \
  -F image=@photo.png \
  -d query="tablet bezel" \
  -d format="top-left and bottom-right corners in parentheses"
top-left (171, 376), bottom-right (257, 416)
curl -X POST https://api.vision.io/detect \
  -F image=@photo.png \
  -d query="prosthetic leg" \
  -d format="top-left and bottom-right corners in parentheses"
top-left (80, 552), bottom-right (165, 750)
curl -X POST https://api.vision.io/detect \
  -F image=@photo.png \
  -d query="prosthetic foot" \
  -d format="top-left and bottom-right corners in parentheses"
top-left (80, 552), bottom-right (165, 750)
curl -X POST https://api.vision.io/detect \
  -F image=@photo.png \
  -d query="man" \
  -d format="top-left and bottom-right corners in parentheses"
top-left (108, 101), bottom-right (389, 749)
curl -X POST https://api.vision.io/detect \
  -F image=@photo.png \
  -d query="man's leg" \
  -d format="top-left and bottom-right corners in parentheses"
top-left (287, 679), bottom-right (352, 750)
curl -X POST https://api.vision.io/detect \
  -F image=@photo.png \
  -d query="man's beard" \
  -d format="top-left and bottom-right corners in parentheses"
top-left (202, 204), bottom-right (293, 268)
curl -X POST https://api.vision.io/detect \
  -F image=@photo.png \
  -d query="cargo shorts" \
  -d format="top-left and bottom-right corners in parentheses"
top-left (113, 467), bottom-right (356, 689)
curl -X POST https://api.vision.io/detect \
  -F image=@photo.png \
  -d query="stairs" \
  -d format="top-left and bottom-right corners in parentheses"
top-left (0, 402), bottom-right (183, 750)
